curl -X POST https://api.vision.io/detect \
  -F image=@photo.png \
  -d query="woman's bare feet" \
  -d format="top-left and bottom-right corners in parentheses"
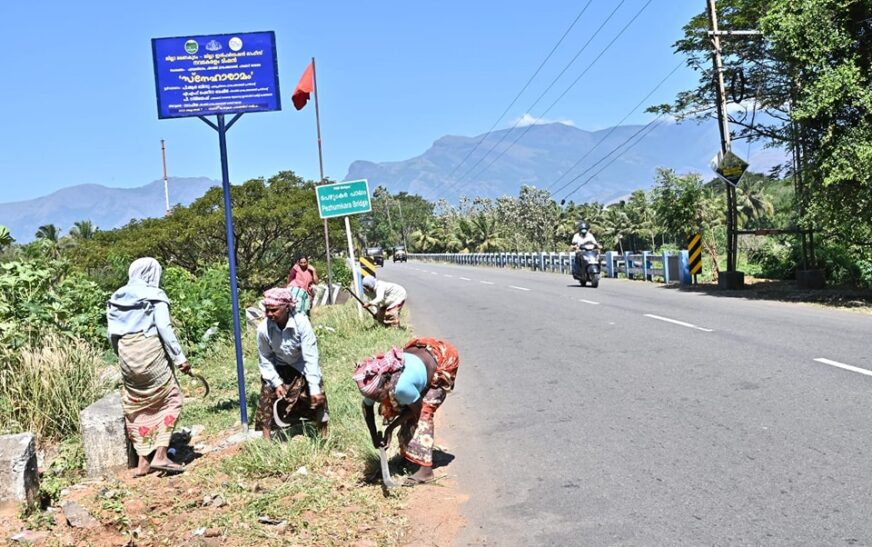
top-left (133, 455), bottom-right (151, 477)
top-left (404, 465), bottom-right (435, 486)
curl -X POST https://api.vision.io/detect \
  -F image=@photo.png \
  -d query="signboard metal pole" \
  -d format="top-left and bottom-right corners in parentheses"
top-left (153, 31), bottom-right (283, 434)
top-left (344, 216), bottom-right (363, 319)
top-left (200, 112), bottom-right (249, 432)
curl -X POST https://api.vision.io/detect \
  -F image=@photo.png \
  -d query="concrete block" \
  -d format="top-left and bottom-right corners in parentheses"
top-left (718, 270), bottom-right (745, 290)
top-left (796, 269), bottom-right (826, 289)
top-left (0, 432), bottom-right (39, 508)
top-left (80, 392), bottom-right (135, 477)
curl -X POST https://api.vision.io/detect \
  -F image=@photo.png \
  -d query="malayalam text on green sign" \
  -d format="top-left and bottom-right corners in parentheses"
top-left (315, 179), bottom-right (372, 219)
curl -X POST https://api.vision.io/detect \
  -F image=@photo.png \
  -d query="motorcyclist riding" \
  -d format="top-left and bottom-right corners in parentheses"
top-left (571, 222), bottom-right (601, 278)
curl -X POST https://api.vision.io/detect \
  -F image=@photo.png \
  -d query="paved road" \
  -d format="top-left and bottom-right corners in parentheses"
top-left (378, 260), bottom-right (872, 546)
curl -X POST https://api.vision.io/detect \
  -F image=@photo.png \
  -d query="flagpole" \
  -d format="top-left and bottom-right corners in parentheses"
top-left (311, 57), bottom-right (334, 303)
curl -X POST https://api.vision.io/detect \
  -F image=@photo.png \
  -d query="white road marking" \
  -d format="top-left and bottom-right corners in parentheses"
top-left (509, 285), bottom-right (531, 291)
top-left (814, 358), bottom-right (872, 377)
top-left (443, 274), bottom-right (454, 278)
top-left (579, 299), bottom-right (600, 305)
top-left (480, 281), bottom-right (495, 285)
top-left (644, 313), bottom-right (713, 332)
top-left (430, 272), bottom-right (438, 275)
top-left (459, 277), bottom-right (471, 281)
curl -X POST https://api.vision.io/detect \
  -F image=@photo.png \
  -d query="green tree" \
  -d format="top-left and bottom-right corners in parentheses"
top-left (72, 171), bottom-right (329, 291)
top-left (69, 220), bottom-right (97, 241)
top-left (652, 169), bottom-right (724, 272)
top-left (0, 225), bottom-right (14, 252)
top-left (600, 205), bottom-right (633, 253)
top-left (35, 224), bottom-right (60, 243)
top-left (735, 176), bottom-right (775, 227)
top-left (656, 0), bottom-right (872, 280)
top-left (624, 190), bottom-right (658, 250)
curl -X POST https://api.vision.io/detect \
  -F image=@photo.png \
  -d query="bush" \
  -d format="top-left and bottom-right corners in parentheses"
top-left (746, 238), bottom-right (796, 280)
top-left (161, 264), bottom-right (236, 357)
top-left (329, 258), bottom-right (353, 287)
top-left (0, 257), bottom-right (107, 351)
top-left (0, 336), bottom-right (109, 440)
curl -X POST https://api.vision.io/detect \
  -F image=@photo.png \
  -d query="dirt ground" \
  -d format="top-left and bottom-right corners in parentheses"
top-left (1, 420), bottom-right (468, 547)
top-left (399, 477), bottom-right (467, 547)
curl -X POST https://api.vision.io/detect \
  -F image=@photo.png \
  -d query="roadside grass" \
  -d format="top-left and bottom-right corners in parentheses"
top-left (163, 301), bottom-right (413, 545)
top-left (0, 335), bottom-right (108, 440)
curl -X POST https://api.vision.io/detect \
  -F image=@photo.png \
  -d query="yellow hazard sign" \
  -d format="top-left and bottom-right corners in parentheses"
top-left (687, 234), bottom-right (702, 275)
top-left (359, 256), bottom-right (376, 278)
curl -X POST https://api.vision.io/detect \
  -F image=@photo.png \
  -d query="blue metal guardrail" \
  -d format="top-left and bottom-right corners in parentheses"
top-left (410, 251), bottom-right (693, 285)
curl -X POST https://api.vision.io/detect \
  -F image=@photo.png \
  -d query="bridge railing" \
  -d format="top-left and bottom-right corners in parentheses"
top-left (409, 250), bottom-right (692, 285)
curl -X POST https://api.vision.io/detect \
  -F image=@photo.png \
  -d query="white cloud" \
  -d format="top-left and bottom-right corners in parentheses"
top-left (512, 113), bottom-right (575, 127)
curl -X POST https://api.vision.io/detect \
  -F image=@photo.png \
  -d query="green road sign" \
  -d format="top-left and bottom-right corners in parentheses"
top-left (315, 179), bottom-right (372, 219)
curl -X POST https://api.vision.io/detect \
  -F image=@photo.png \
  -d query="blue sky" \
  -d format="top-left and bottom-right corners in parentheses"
top-left (0, 1), bottom-right (703, 203)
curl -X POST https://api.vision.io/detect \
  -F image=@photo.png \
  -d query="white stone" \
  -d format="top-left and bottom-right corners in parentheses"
top-left (0, 433), bottom-right (39, 508)
top-left (79, 392), bottom-right (135, 477)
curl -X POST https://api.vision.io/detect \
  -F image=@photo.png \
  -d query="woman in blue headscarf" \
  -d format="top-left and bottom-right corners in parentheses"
top-left (107, 257), bottom-right (189, 476)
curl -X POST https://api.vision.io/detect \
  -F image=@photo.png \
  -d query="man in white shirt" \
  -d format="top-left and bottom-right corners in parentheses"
top-left (362, 275), bottom-right (407, 327)
top-left (256, 287), bottom-right (328, 439)
top-left (571, 221), bottom-right (601, 278)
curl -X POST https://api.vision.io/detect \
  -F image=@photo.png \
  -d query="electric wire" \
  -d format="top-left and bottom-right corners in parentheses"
top-left (557, 113), bottom-right (666, 202)
top-left (443, 1), bottom-right (595, 182)
top-left (439, 0), bottom-right (632, 196)
top-left (452, 0), bottom-right (656, 193)
top-left (545, 59), bottom-right (684, 192)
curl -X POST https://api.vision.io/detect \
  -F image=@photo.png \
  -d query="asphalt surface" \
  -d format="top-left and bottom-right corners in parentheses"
top-left (378, 259), bottom-right (872, 546)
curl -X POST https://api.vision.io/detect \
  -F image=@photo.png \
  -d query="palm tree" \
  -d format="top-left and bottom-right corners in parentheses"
top-left (471, 213), bottom-right (506, 252)
top-left (409, 220), bottom-right (439, 252)
top-left (35, 224), bottom-right (60, 243)
top-left (625, 190), bottom-right (658, 250)
top-left (0, 225), bottom-right (13, 251)
top-left (600, 207), bottom-right (633, 253)
top-left (735, 178), bottom-right (774, 226)
top-left (69, 220), bottom-right (97, 241)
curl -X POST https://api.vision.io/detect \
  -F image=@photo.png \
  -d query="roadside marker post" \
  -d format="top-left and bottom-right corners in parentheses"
top-left (359, 256), bottom-right (377, 278)
top-left (687, 234), bottom-right (703, 284)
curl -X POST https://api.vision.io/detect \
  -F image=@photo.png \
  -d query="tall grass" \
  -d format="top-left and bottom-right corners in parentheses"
top-left (0, 335), bottom-right (109, 440)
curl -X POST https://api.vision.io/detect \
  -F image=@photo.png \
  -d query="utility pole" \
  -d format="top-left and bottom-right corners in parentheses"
top-left (396, 198), bottom-right (409, 249)
top-left (160, 139), bottom-right (171, 216)
top-left (310, 57), bottom-right (335, 304)
top-left (706, 0), bottom-right (752, 289)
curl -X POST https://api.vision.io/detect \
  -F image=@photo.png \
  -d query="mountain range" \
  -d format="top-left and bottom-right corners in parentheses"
top-left (1, 177), bottom-right (217, 242)
top-left (1, 121), bottom-right (785, 242)
top-left (344, 120), bottom-right (784, 203)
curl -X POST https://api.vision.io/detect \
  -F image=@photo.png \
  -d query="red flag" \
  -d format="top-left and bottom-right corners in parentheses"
top-left (292, 62), bottom-right (315, 110)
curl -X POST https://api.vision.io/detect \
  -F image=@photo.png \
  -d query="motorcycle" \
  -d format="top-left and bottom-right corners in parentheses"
top-left (572, 243), bottom-right (601, 288)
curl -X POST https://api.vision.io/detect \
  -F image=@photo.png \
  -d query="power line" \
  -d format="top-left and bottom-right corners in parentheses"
top-left (457, 0), bottom-right (656, 191)
top-left (440, 0), bottom-right (632, 196)
top-left (546, 60), bottom-right (684, 192)
top-left (443, 1), bottom-right (595, 182)
top-left (557, 113), bottom-right (666, 202)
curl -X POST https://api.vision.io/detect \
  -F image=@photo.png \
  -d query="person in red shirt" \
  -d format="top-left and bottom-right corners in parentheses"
top-left (287, 256), bottom-right (319, 315)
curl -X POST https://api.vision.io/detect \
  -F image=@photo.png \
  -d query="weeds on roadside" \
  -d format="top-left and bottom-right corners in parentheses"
top-left (0, 336), bottom-right (108, 440)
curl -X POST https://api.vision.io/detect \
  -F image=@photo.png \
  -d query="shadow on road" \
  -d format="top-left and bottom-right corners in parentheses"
top-left (658, 279), bottom-right (872, 310)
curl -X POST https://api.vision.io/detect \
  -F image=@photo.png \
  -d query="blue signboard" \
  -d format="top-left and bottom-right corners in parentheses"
top-left (152, 31), bottom-right (281, 119)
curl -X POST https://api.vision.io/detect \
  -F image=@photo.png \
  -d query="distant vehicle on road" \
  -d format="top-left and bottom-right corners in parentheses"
top-left (393, 245), bottom-right (407, 263)
top-left (365, 246), bottom-right (384, 267)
